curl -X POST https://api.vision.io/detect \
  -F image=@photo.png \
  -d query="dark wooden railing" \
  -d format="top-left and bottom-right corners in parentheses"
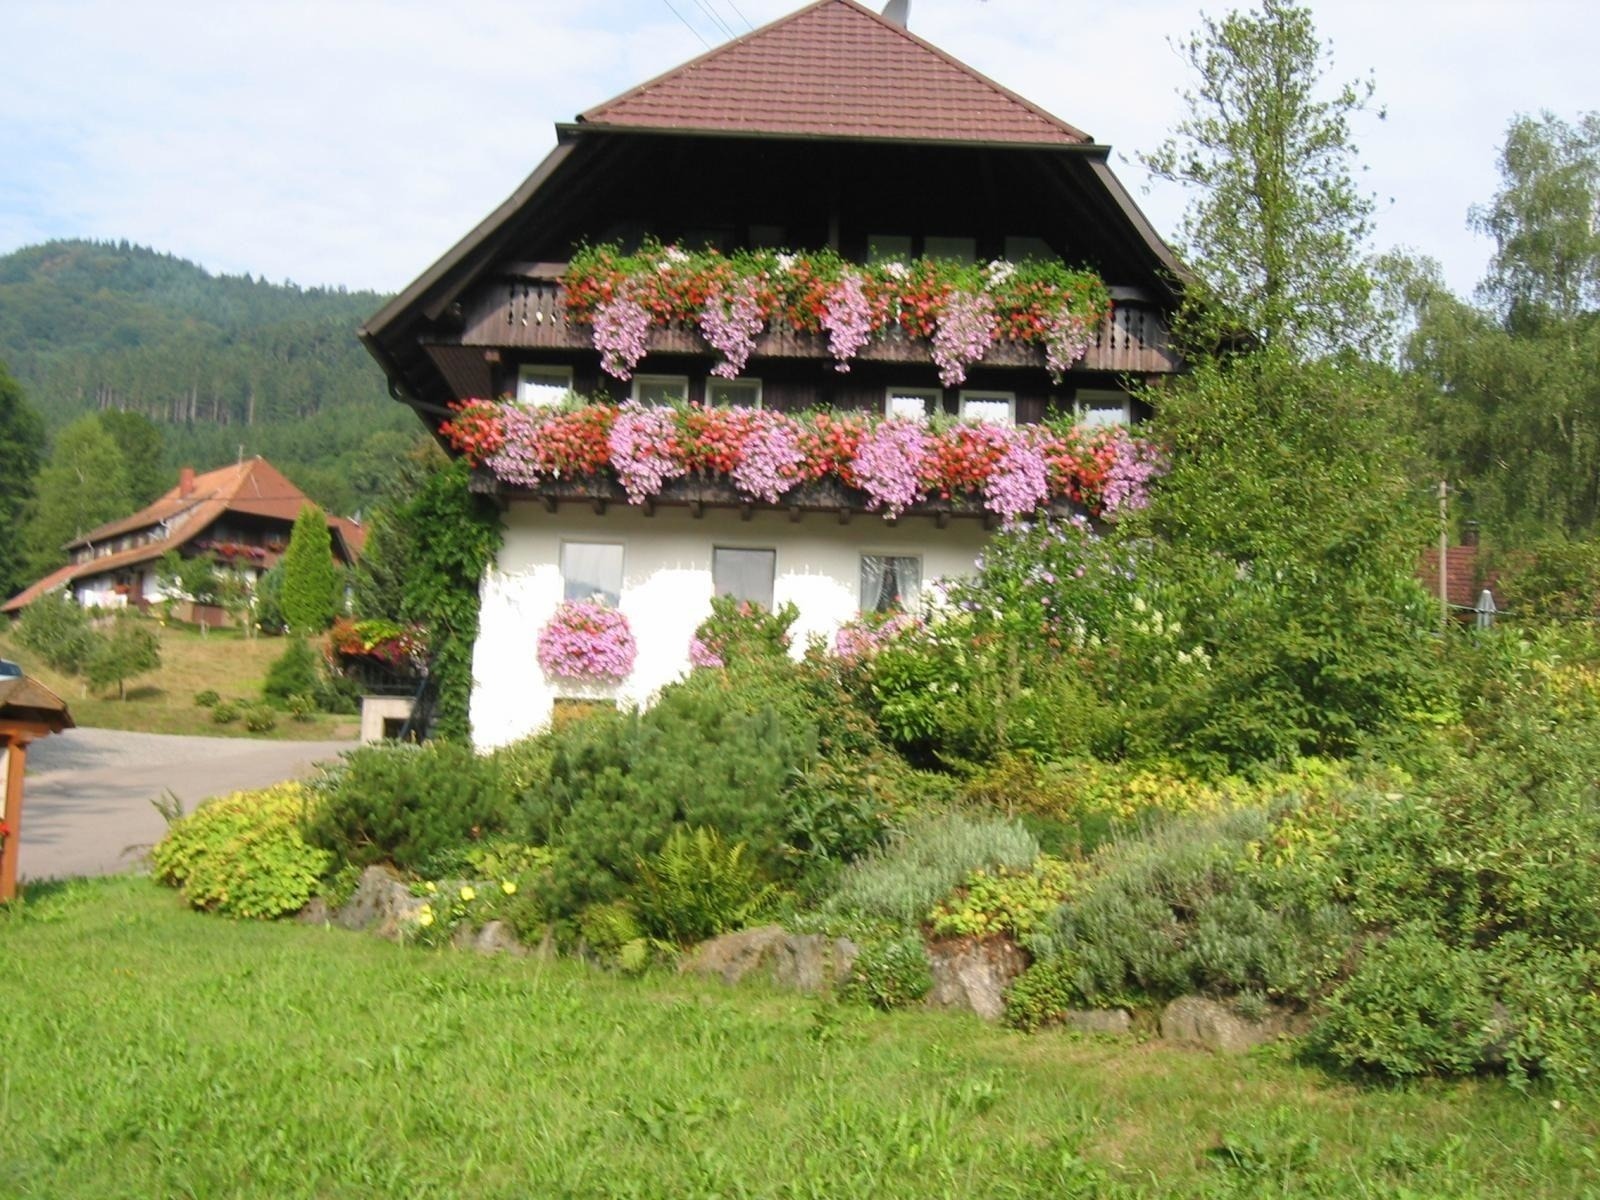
top-left (452, 268), bottom-right (1180, 376)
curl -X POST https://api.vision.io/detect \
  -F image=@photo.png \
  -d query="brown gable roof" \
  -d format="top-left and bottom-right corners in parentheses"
top-left (69, 458), bottom-right (313, 550)
top-left (2, 563), bottom-right (79, 615)
top-left (580, 0), bottom-right (1091, 146)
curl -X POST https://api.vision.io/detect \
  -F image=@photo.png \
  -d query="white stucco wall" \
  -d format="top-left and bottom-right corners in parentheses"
top-left (469, 502), bottom-right (990, 748)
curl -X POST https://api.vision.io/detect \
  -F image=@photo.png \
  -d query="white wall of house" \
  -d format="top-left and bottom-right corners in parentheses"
top-left (469, 502), bottom-right (989, 748)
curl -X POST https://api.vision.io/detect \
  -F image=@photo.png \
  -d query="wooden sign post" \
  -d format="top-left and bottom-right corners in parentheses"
top-left (0, 677), bottom-right (74, 903)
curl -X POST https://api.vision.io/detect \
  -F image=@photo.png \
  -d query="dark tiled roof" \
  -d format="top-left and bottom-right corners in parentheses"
top-left (580, 0), bottom-right (1091, 146)
top-left (1418, 544), bottom-right (1500, 610)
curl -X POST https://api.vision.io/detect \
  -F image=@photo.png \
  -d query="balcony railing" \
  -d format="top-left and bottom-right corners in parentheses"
top-left (448, 266), bottom-right (1181, 376)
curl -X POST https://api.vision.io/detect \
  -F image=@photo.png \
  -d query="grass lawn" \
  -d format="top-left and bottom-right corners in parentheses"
top-left (2, 878), bottom-right (1595, 1199)
top-left (0, 621), bottom-right (359, 739)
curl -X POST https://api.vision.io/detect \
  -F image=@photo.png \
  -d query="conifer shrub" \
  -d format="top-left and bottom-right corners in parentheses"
top-left (151, 782), bottom-right (330, 919)
top-left (262, 638), bottom-right (320, 707)
top-left (306, 742), bottom-right (513, 873)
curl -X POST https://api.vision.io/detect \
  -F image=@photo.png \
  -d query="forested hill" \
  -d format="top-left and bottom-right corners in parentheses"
top-left (0, 240), bottom-right (419, 514)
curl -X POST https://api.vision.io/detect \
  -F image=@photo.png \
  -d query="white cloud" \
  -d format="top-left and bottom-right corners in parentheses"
top-left (3, 0), bottom-right (1594, 297)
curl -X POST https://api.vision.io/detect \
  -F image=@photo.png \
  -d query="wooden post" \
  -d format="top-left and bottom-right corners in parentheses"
top-left (0, 736), bottom-right (29, 903)
top-left (1438, 480), bottom-right (1449, 634)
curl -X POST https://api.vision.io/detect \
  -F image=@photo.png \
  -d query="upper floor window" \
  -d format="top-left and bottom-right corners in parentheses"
top-left (867, 234), bottom-right (913, 264)
top-left (518, 365), bottom-right (573, 408)
top-left (924, 236), bottom-right (976, 264)
top-left (861, 554), bottom-right (921, 614)
top-left (958, 390), bottom-right (1016, 426)
top-left (1074, 389), bottom-right (1131, 428)
top-left (706, 378), bottom-right (762, 409)
top-left (561, 541), bottom-right (623, 608)
top-left (632, 375), bottom-right (689, 406)
top-left (885, 386), bottom-right (941, 422)
top-left (713, 547), bottom-right (776, 609)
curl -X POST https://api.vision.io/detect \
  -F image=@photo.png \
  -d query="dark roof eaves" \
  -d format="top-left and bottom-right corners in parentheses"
top-left (558, 121), bottom-right (1108, 154)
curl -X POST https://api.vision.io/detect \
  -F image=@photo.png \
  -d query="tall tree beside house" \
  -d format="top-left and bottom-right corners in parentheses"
top-left (279, 504), bottom-right (342, 634)
top-left (1141, 0), bottom-right (1379, 357)
top-left (1401, 112), bottom-right (1600, 539)
top-left (21, 413), bottom-right (133, 578)
top-left (96, 409), bottom-right (167, 507)
top-left (0, 360), bottom-right (46, 600)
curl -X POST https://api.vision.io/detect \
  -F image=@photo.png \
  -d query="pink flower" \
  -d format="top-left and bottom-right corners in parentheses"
top-left (851, 419), bottom-right (930, 516)
top-left (730, 413), bottom-right (805, 503)
top-left (1043, 308), bottom-right (1094, 383)
top-left (983, 435), bottom-right (1050, 522)
top-left (931, 289), bottom-right (997, 387)
top-left (537, 601), bottom-right (637, 681)
top-left (608, 402), bottom-right (685, 503)
top-left (699, 279), bottom-right (766, 380)
top-left (593, 288), bottom-right (652, 380)
top-left (820, 270), bottom-right (872, 372)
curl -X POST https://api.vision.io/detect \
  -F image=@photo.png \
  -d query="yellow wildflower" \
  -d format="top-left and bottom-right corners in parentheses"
top-left (459, 885), bottom-right (476, 902)
top-left (501, 880), bottom-right (517, 895)
top-left (416, 905), bottom-right (435, 928)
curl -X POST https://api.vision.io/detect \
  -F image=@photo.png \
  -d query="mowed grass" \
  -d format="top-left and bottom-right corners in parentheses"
top-left (0, 621), bottom-right (358, 739)
top-left (2, 879), bottom-right (1596, 1199)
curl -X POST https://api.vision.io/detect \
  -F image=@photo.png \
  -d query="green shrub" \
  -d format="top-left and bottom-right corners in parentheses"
top-left (632, 826), bottom-right (779, 944)
top-left (211, 701), bottom-right (240, 725)
top-left (193, 689), bottom-right (221, 708)
top-left (927, 856), bottom-right (1079, 940)
top-left (1004, 955), bottom-right (1082, 1032)
top-left (286, 692), bottom-right (317, 722)
top-left (306, 741), bottom-right (513, 873)
top-left (151, 782), bottom-right (331, 918)
top-left (840, 933), bottom-right (933, 1010)
top-left (1025, 808), bottom-right (1351, 1009)
top-left (578, 900), bottom-right (645, 961)
top-left (242, 704), bottom-right (278, 733)
top-left (691, 595), bottom-right (798, 666)
top-left (262, 638), bottom-right (320, 706)
top-left (825, 812), bottom-right (1039, 927)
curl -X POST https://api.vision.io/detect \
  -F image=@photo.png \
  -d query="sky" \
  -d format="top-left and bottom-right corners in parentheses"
top-left (2, 0), bottom-right (1594, 300)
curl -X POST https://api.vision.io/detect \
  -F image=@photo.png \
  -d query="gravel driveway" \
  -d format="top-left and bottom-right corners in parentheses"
top-left (16, 728), bottom-right (356, 882)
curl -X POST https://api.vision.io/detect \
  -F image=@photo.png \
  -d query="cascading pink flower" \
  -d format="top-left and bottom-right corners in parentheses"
top-left (850, 419), bottom-right (930, 516)
top-left (1044, 308), bottom-right (1095, 383)
top-left (537, 601), bottom-right (636, 681)
top-left (699, 279), bottom-right (766, 380)
top-left (730, 413), bottom-right (805, 503)
top-left (820, 270), bottom-right (872, 372)
top-left (983, 435), bottom-right (1051, 522)
top-left (593, 288), bottom-right (652, 380)
top-left (485, 403), bottom-right (548, 488)
top-left (1101, 428), bottom-right (1165, 515)
top-left (931, 289), bottom-right (997, 387)
top-left (608, 402), bottom-right (685, 503)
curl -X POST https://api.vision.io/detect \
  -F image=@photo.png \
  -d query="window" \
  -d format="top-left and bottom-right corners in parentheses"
top-left (561, 542), bottom-right (623, 607)
top-left (517, 365), bottom-right (573, 408)
top-left (1003, 236), bottom-right (1055, 263)
top-left (958, 390), bottom-right (1016, 426)
top-left (885, 386), bottom-right (941, 422)
top-left (1074, 389), bottom-right (1131, 428)
top-left (713, 547), bottom-right (776, 609)
top-left (860, 555), bottom-right (921, 614)
top-left (632, 375), bottom-right (689, 406)
top-left (706, 378), bottom-right (762, 409)
top-left (924, 235), bottom-right (977, 264)
top-left (867, 233), bottom-right (913, 264)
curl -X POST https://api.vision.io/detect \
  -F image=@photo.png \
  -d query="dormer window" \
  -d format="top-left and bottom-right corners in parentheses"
top-left (518, 365), bottom-right (573, 408)
top-left (958, 390), bottom-right (1016, 426)
top-left (706, 378), bottom-right (762, 409)
top-left (632, 375), bottom-right (689, 406)
top-left (885, 386), bottom-right (941, 422)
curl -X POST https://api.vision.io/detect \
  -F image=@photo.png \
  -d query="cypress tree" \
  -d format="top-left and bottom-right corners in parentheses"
top-left (279, 504), bottom-right (340, 634)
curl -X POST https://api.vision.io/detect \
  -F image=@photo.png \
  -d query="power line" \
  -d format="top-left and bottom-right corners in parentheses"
top-left (693, 0), bottom-right (737, 40)
top-left (721, 0), bottom-right (756, 32)
top-left (660, 0), bottom-right (712, 49)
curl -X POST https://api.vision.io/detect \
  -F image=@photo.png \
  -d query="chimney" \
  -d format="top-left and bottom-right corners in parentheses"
top-left (1462, 520), bottom-right (1480, 548)
top-left (882, 0), bottom-right (909, 27)
top-left (179, 466), bottom-right (196, 497)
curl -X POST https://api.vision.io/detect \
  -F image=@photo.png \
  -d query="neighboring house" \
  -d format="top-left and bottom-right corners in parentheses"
top-left (3, 457), bottom-right (364, 621)
top-left (361, 0), bottom-right (1185, 746)
top-left (1419, 523), bottom-right (1501, 625)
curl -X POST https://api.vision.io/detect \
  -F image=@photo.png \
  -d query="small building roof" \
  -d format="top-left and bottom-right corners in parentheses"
top-left (1419, 543), bottom-right (1500, 611)
top-left (0, 676), bottom-right (74, 732)
top-left (580, 0), bottom-right (1091, 146)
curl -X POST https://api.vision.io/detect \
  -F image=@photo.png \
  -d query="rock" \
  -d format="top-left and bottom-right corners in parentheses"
top-left (329, 865), bottom-right (427, 940)
top-left (296, 896), bottom-right (332, 925)
top-left (681, 926), bottom-right (859, 991)
top-left (924, 938), bottom-right (1029, 1022)
top-left (1059, 1008), bottom-right (1134, 1036)
top-left (463, 920), bottom-right (529, 958)
top-left (1159, 995), bottom-right (1301, 1053)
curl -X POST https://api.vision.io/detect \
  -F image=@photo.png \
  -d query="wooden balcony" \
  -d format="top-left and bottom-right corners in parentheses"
top-left (450, 266), bottom-right (1181, 377)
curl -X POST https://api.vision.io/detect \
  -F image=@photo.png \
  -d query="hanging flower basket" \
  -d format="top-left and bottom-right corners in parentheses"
top-left (537, 601), bottom-right (636, 682)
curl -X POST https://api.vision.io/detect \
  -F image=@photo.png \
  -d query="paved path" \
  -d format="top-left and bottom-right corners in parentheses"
top-left (16, 728), bottom-right (356, 882)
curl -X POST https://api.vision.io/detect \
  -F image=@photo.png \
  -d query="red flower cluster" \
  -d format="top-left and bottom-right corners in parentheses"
top-left (329, 617), bottom-right (428, 669)
top-left (439, 400), bottom-right (507, 461)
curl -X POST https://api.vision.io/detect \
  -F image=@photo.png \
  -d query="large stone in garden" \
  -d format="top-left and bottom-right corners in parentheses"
top-left (1159, 995), bottom-right (1302, 1053)
top-left (681, 925), bottom-right (859, 991)
top-left (1059, 1008), bottom-right (1134, 1036)
top-left (924, 938), bottom-right (1029, 1021)
top-left (451, 919), bottom-right (529, 958)
top-left (319, 865), bottom-right (427, 939)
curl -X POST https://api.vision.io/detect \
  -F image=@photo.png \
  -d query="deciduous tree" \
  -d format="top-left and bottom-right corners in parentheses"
top-left (22, 415), bottom-right (132, 578)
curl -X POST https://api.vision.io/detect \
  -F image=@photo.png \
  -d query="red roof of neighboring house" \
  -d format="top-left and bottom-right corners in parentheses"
top-left (4, 457), bottom-right (361, 614)
top-left (580, 0), bottom-right (1091, 146)
top-left (1419, 544), bottom-right (1500, 611)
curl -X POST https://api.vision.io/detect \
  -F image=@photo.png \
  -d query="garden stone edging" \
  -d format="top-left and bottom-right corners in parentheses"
top-left (924, 937), bottom-right (1029, 1021)
top-left (679, 925), bottom-right (861, 992)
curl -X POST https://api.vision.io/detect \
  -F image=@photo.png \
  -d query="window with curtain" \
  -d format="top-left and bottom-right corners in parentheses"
top-left (561, 542), bottom-right (624, 607)
top-left (713, 547), bottom-right (776, 608)
top-left (860, 555), bottom-right (921, 613)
